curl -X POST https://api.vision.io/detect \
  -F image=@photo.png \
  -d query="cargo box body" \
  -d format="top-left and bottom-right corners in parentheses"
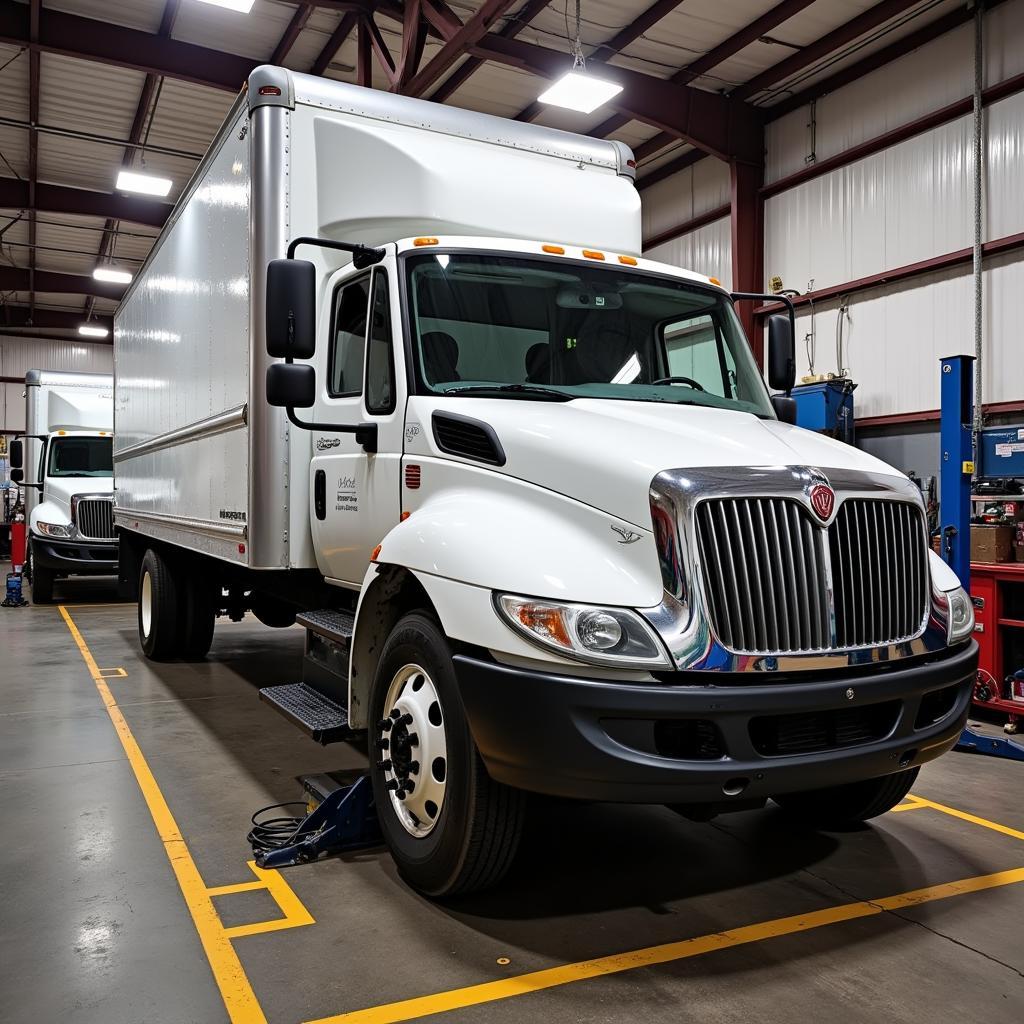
top-left (113, 67), bottom-right (638, 571)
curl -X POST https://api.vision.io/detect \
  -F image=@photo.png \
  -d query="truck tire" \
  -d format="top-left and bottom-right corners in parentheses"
top-left (369, 612), bottom-right (525, 897)
top-left (772, 767), bottom-right (919, 827)
top-left (139, 548), bottom-right (181, 660)
top-left (30, 544), bottom-right (54, 604)
top-left (180, 576), bottom-right (216, 660)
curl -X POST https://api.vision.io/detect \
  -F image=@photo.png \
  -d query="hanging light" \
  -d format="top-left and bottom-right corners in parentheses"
top-left (537, 0), bottom-right (623, 114)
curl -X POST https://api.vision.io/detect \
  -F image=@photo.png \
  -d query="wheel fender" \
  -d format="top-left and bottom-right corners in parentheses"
top-left (30, 500), bottom-right (70, 534)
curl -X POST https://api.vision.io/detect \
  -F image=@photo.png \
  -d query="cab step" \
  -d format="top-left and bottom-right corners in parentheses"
top-left (297, 609), bottom-right (355, 644)
top-left (258, 682), bottom-right (353, 744)
top-left (297, 609), bottom-right (355, 706)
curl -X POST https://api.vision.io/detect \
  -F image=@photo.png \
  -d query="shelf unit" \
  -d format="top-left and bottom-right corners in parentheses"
top-left (970, 561), bottom-right (1024, 720)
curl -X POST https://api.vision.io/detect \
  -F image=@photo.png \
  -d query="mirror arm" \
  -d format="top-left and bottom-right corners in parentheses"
top-left (287, 236), bottom-right (385, 270)
top-left (732, 290), bottom-right (797, 396)
top-left (283, 406), bottom-right (378, 453)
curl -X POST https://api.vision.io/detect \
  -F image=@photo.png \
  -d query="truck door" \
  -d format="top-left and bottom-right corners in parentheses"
top-left (309, 261), bottom-right (403, 585)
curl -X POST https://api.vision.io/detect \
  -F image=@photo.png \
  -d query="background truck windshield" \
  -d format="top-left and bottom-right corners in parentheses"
top-left (406, 252), bottom-right (773, 417)
top-left (47, 437), bottom-right (113, 478)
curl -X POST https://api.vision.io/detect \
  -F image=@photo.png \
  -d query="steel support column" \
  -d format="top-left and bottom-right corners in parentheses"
top-left (939, 355), bottom-right (975, 588)
top-left (730, 159), bottom-right (764, 364)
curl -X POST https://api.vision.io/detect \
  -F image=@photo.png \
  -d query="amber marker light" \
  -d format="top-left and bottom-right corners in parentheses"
top-left (542, 244), bottom-right (565, 255)
top-left (618, 255), bottom-right (637, 266)
top-left (370, 544), bottom-right (383, 562)
top-left (582, 249), bottom-right (605, 261)
top-left (413, 237), bottom-right (439, 246)
top-left (516, 605), bottom-right (572, 649)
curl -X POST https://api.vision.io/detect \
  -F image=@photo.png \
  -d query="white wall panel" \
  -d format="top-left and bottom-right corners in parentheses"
top-left (644, 216), bottom-right (733, 290)
top-left (776, 251), bottom-right (1024, 419)
top-left (640, 159), bottom-right (730, 242)
top-left (765, 1), bottom-right (1024, 182)
top-left (765, 90), bottom-right (1024, 297)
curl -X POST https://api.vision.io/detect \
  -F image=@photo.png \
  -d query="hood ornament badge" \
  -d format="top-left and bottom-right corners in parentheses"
top-left (611, 524), bottom-right (642, 544)
top-left (807, 477), bottom-right (835, 522)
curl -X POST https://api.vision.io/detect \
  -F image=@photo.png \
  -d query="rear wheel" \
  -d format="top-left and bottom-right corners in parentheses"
top-left (369, 612), bottom-right (525, 897)
top-left (139, 548), bottom-right (181, 660)
top-left (179, 574), bottom-right (216, 660)
top-left (29, 543), bottom-right (54, 604)
top-left (772, 767), bottom-right (919, 826)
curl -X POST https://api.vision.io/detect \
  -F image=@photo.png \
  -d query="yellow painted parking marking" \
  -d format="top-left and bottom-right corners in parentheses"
top-left (308, 867), bottom-right (1024, 1024)
top-left (911, 796), bottom-right (1024, 843)
top-left (58, 605), bottom-right (314, 1024)
top-left (891, 794), bottom-right (929, 812)
top-left (216, 861), bottom-right (316, 940)
top-left (98, 667), bottom-right (128, 678)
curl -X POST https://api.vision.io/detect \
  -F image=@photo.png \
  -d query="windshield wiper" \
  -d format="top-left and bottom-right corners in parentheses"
top-left (442, 384), bottom-right (571, 402)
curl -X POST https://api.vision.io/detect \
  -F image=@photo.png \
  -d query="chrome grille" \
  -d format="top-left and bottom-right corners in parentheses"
top-left (694, 496), bottom-right (927, 655)
top-left (830, 499), bottom-right (928, 647)
top-left (696, 497), bottom-right (831, 652)
top-left (76, 498), bottom-right (115, 540)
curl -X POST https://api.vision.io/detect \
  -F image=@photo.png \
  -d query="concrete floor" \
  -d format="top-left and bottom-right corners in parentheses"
top-left (2, 578), bottom-right (1024, 1024)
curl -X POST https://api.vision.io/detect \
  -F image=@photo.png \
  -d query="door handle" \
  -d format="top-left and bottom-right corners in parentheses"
top-left (314, 469), bottom-right (326, 521)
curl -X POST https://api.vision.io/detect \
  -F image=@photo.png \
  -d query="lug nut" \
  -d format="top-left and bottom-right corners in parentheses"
top-left (378, 738), bottom-right (389, 751)
top-left (402, 778), bottom-right (415, 793)
top-left (377, 719), bottom-right (393, 732)
top-left (390, 708), bottom-right (402, 720)
top-left (407, 760), bottom-right (420, 774)
top-left (400, 713), bottom-right (413, 726)
top-left (386, 778), bottom-right (398, 791)
top-left (376, 758), bottom-right (392, 771)
top-left (407, 733), bottom-right (418, 747)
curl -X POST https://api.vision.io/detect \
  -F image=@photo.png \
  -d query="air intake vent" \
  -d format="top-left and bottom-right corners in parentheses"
top-left (432, 412), bottom-right (505, 466)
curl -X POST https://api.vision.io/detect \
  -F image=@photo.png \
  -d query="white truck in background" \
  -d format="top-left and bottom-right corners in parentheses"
top-left (8, 369), bottom-right (117, 602)
top-left (113, 68), bottom-right (978, 896)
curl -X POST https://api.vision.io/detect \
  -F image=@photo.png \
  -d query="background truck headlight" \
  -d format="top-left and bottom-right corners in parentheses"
top-left (36, 521), bottom-right (72, 539)
top-left (945, 586), bottom-right (975, 644)
top-left (495, 594), bottom-right (671, 668)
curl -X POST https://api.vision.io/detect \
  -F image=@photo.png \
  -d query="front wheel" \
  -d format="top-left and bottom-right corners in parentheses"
top-left (369, 612), bottom-right (525, 897)
top-left (29, 543), bottom-right (54, 604)
top-left (772, 767), bottom-right (919, 827)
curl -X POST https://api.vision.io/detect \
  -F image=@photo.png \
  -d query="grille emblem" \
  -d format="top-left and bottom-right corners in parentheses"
top-left (846, 688), bottom-right (856, 700)
top-left (809, 483), bottom-right (835, 521)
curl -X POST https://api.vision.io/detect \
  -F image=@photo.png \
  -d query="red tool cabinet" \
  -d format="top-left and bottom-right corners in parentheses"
top-left (970, 561), bottom-right (1024, 722)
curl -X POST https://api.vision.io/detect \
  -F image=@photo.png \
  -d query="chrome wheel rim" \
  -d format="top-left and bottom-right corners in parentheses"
top-left (140, 570), bottom-right (153, 638)
top-left (378, 663), bottom-right (448, 838)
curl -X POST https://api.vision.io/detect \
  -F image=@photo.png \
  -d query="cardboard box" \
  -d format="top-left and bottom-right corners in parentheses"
top-left (971, 524), bottom-right (1016, 564)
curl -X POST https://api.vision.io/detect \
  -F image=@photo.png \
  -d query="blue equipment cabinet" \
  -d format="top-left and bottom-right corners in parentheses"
top-left (792, 379), bottom-right (856, 444)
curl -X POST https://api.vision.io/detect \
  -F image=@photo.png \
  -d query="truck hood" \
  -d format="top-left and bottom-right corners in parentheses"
top-left (31, 476), bottom-right (114, 526)
top-left (409, 397), bottom-right (905, 528)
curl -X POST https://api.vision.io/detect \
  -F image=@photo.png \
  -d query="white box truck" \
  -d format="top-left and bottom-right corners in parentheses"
top-left (113, 67), bottom-right (978, 895)
top-left (9, 369), bottom-right (116, 602)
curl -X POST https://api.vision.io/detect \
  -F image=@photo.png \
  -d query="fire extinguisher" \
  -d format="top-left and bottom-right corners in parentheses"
top-left (10, 513), bottom-right (26, 572)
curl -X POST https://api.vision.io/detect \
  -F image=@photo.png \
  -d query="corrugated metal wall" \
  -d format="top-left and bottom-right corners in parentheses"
top-left (643, 1), bottom-right (1024, 421)
top-left (0, 337), bottom-right (113, 433)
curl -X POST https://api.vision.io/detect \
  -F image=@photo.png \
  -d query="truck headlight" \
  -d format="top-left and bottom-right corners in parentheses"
top-left (36, 521), bottom-right (72, 539)
top-left (945, 586), bottom-right (975, 644)
top-left (495, 594), bottom-right (671, 668)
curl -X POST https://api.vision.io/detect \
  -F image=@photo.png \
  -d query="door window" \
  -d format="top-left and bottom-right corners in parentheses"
top-left (328, 275), bottom-right (370, 397)
top-left (664, 314), bottom-right (736, 398)
top-left (365, 271), bottom-right (395, 414)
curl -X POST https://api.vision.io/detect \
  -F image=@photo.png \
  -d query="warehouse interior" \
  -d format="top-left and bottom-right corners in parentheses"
top-left (2, 1), bottom-right (1024, 1022)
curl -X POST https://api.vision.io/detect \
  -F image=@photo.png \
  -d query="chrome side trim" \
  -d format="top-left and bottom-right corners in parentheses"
top-left (112, 405), bottom-right (247, 463)
top-left (642, 466), bottom-right (947, 673)
top-left (114, 507), bottom-right (247, 539)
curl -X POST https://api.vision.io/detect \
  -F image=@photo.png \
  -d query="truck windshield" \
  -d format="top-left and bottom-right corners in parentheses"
top-left (46, 437), bottom-right (113, 478)
top-left (405, 252), bottom-right (773, 417)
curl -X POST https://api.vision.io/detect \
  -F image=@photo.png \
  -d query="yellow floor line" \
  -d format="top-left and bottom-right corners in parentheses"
top-left (307, 867), bottom-right (1024, 1024)
top-left (58, 605), bottom-right (271, 1024)
top-left (911, 796), bottom-right (1024, 843)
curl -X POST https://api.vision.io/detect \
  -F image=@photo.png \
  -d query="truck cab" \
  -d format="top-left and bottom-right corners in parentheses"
top-left (11, 371), bottom-right (117, 603)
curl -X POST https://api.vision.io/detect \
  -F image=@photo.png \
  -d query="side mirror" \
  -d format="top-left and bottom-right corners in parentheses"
top-left (10, 467), bottom-right (24, 483)
top-left (267, 363), bottom-right (315, 408)
top-left (767, 313), bottom-right (795, 393)
top-left (9, 438), bottom-right (23, 469)
top-left (771, 394), bottom-right (797, 425)
top-left (266, 259), bottom-right (316, 359)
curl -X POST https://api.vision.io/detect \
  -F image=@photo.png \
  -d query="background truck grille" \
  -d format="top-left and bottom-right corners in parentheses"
top-left (830, 499), bottom-right (928, 648)
top-left (75, 498), bottom-right (114, 539)
top-left (694, 496), bottom-right (927, 655)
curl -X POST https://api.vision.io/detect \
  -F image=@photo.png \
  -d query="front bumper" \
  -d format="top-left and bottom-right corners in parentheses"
top-left (454, 641), bottom-right (977, 804)
top-left (32, 534), bottom-right (118, 576)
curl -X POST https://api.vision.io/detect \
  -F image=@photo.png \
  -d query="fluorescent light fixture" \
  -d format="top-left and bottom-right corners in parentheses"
top-left (116, 170), bottom-right (173, 197)
top-left (93, 267), bottom-right (133, 285)
top-left (78, 324), bottom-right (109, 338)
top-left (538, 71), bottom-right (623, 114)
top-left (194, 0), bottom-right (256, 12)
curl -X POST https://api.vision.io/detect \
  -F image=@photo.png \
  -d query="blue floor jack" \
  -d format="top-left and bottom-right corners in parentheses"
top-left (247, 770), bottom-right (382, 868)
top-left (956, 720), bottom-right (1024, 762)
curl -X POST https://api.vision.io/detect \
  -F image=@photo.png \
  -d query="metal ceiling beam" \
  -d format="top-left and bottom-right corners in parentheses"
top-left (402, 0), bottom-right (520, 98)
top-left (427, 0), bottom-right (548, 103)
top-left (311, 11), bottom-right (359, 76)
top-left (272, 3), bottom-right (313, 64)
top-left (0, 307), bottom-right (113, 334)
top-left (765, 0), bottom-right (1009, 119)
top-left (0, 177), bottom-right (171, 229)
top-left (0, 266), bottom-right (127, 301)
top-left (731, 0), bottom-right (927, 102)
top-left (513, 0), bottom-right (690, 124)
top-left (588, 0), bottom-right (816, 146)
top-left (363, 14), bottom-right (397, 84)
top-left (28, 0), bottom-right (39, 320)
top-left (471, 33), bottom-right (763, 163)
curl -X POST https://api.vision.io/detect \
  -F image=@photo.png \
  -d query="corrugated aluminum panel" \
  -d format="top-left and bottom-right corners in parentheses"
top-left (144, 78), bottom-right (236, 156)
top-left (0, 42), bottom-right (29, 118)
top-left (0, 336), bottom-right (113, 379)
top-left (172, 0), bottom-right (298, 60)
top-left (643, 215), bottom-right (732, 289)
top-left (39, 52), bottom-right (144, 137)
top-left (44, 0), bottom-right (164, 32)
top-left (641, 157), bottom-right (730, 240)
top-left (766, 1), bottom-right (1024, 182)
top-left (766, 90), bottom-right (1024, 296)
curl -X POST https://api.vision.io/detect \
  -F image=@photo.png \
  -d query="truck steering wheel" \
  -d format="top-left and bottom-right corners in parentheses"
top-left (650, 376), bottom-right (705, 390)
